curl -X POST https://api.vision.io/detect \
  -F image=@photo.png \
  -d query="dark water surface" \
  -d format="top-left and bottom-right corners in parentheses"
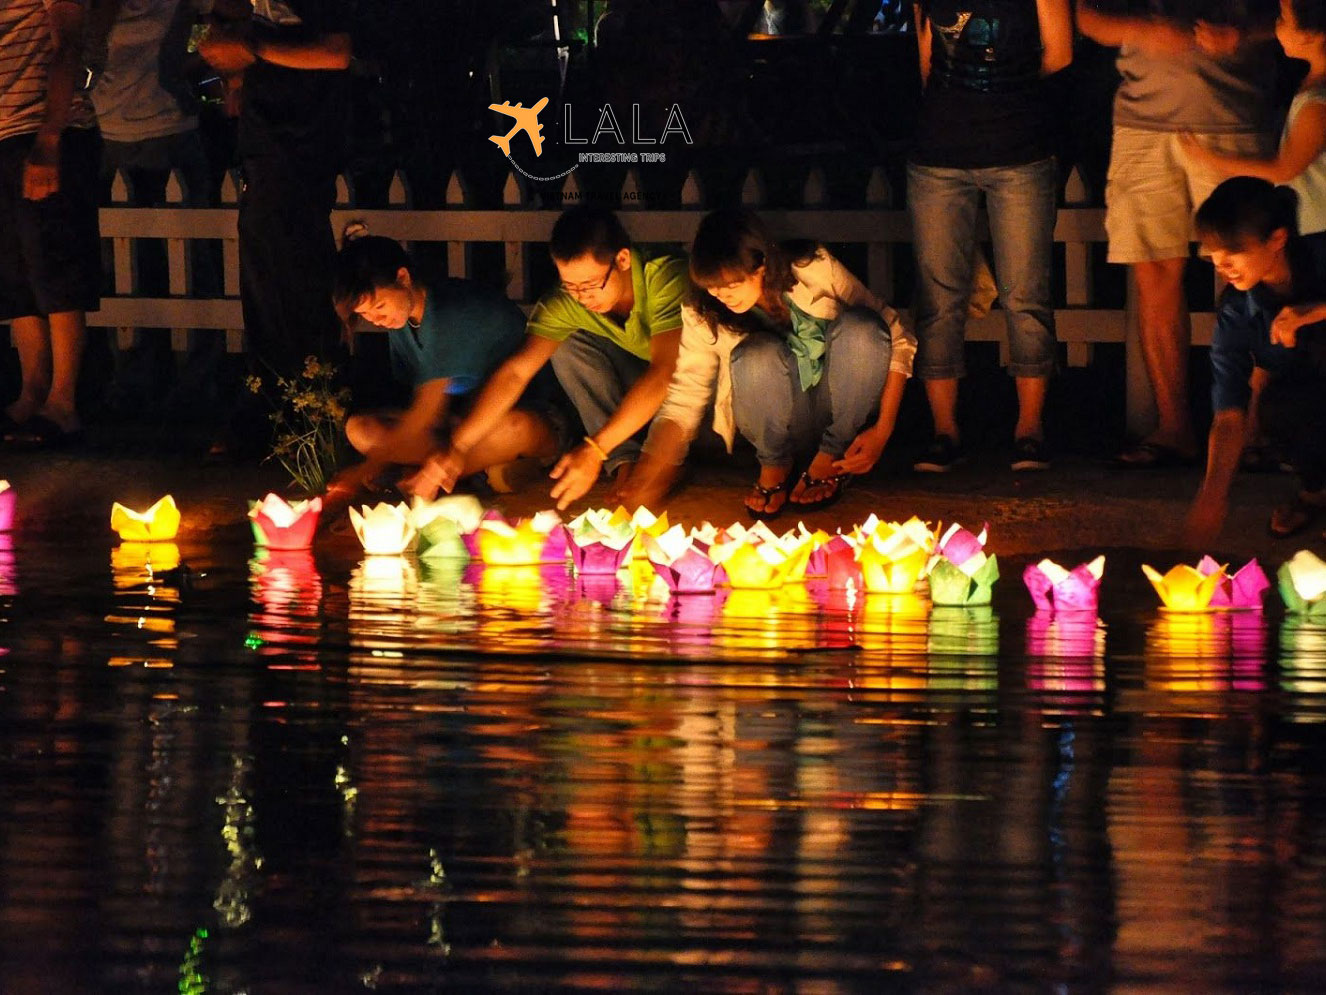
top-left (3, 532), bottom-right (1326, 993)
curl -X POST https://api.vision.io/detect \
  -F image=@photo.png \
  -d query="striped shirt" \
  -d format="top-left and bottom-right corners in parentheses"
top-left (0, 0), bottom-right (96, 144)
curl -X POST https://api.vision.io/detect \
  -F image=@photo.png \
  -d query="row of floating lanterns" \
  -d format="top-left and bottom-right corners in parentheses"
top-left (1, 479), bottom-right (1325, 615)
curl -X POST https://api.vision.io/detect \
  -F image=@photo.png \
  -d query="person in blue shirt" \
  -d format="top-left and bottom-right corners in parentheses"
top-left (325, 226), bottom-right (566, 501)
top-left (1184, 177), bottom-right (1326, 545)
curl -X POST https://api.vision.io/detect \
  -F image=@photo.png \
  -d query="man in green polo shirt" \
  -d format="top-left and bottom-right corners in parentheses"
top-left (406, 205), bottom-right (687, 509)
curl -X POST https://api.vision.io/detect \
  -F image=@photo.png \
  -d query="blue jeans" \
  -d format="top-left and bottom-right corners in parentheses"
top-left (549, 329), bottom-right (650, 475)
top-left (908, 157), bottom-right (1057, 380)
top-left (730, 307), bottom-right (891, 467)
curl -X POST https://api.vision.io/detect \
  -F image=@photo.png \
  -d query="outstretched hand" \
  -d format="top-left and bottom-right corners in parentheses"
top-left (401, 448), bottom-right (465, 501)
top-left (548, 444), bottom-right (603, 511)
top-left (833, 425), bottom-right (889, 476)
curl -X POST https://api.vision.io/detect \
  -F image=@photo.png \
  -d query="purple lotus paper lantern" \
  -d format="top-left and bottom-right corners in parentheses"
top-left (0, 481), bottom-right (12, 532)
top-left (564, 508), bottom-right (636, 576)
top-left (645, 524), bottom-right (724, 594)
top-left (1199, 555), bottom-right (1270, 610)
top-left (1022, 556), bottom-right (1105, 612)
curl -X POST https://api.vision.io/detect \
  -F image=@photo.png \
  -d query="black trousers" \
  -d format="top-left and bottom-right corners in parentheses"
top-left (237, 155), bottom-right (340, 380)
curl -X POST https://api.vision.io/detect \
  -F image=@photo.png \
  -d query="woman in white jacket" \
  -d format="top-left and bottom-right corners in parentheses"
top-left (619, 208), bottom-right (916, 517)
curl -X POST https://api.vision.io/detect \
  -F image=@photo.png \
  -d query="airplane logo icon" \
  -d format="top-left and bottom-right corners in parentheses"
top-left (488, 97), bottom-right (549, 158)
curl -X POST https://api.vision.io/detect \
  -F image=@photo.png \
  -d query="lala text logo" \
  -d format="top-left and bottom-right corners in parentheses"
top-left (489, 98), bottom-right (694, 182)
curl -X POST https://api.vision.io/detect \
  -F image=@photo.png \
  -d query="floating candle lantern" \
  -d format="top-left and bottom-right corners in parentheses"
top-left (110, 495), bottom-right (180, 542)
top-left (644, 525), bottom-right (725, 594)
top-left (475, 510), bottom-right (565, 566)
top-left (348, 502), bottom-right (417, 556)
top-left (821, 534), bottom-right (862, 590)
top-left (248, 494), bottom-right (321, 550)
top-left (929, 521), bottom-right (987, 573)
top-left (1198, 555), bottom-right (1269, 610)
top-left (1022, 556), bottom-right (1105, 612)
top-left (859, 518), bottom-right (934, 595)
top-left (709, 532), bottom-right (804, 590)
top-left (564, 508), bottom-right (636, 576)
top-left (796, 524), bottom-right (834, 577)
top-left (928, 548), bottom-right (1000, 606)
top-left (410, 495), bottom-right (483, 560)
top-left (1278, 550), bottom-right (1326, 617)
top-left (0, 481), bottom-right (13, 532)
top-left (1141, 561), bottom-right (1225, 612)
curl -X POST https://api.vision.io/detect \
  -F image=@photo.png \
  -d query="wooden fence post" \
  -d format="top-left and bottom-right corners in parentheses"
top-left (445, 170), bottom-right (473, 280)
top-left (164, 169), bottom-right (195, 354)
top-left (1062, 168), bottom-right (1095, 368)
top-left (109, 169), bottom-right (138, 350)
top-left (865, 167), bottom-right (894, 303)
top-left (219, 169), bottom-right (244, 354)
top-left (503, 172), bottom-right (528, 301)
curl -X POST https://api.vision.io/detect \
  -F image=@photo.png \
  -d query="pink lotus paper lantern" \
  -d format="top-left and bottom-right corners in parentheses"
top-left (1022, 556), bottom-right (1105, 612)
top-left (928, 521), bottom-right (987, 573)
top-left (821, 535), bottom-right (862, 590)
top-left (249, 494), bottom-right (322, 550)
top-left (0, 481), bottom-right (13, 533)
top-left (1198, 555), bottom-right (1269, 610)
top-left (348, 502), bottom-right (417, 555)
top-left (110, 495), bottom-right (180, 542)
top-left (475, 510), bottom-right (565, 566)
top-left (858, 517), bottom-right (934, 595)
top-left (644, 525), bottom-right (724, 594)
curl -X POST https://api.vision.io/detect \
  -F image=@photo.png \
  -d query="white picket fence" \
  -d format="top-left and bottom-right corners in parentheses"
top-left (81, 164), bottom-right (1218, 432)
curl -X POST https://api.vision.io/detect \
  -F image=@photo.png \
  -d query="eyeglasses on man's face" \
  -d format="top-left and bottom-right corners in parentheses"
top-left (560, 264), bottom-right (615, 297)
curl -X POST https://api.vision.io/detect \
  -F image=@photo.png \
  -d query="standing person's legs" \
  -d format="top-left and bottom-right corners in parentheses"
top-left (1105, 126), bottom-right (1202, 461)
top-left (6, 128), bottom-right (100, 438)
top-left (238, 156), bottom-right (340, 381)
top-left (730, 332), bottom-right (815, 515)
top-left (983, 157), bottom-right (1058, 447)
top-left (908, 161), bottom-right (980, 466)
top-left (548, 329), bottom-right (650, 478)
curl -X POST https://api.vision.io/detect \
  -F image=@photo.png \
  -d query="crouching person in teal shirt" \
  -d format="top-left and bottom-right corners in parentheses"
top-left (325, 227), bottom-right (567, 503)
top-left (406, 205), bottom-right (688, 510)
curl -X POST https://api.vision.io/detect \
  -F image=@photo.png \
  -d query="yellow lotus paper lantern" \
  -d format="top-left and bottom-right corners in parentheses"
top-left (110, 495), bottom-right (180, 542)
top-left (1141, 562), bottom-right (1225, 612)
top-left (349, 502), bottom-right (417, 555)
top-left (857, 517), bottom-right (934, 594)
top-left (710, 534), bottom-right (802, 590)
top-left (475, 510), bottom-right (565, 566)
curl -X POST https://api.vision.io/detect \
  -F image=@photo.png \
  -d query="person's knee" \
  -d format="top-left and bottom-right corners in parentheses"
top-left (731, 333), bottom-right (788, 385)
top-left (1132, 258), bottom-right (1186, 297)
top-left (344, 413), bottom-right (378, 454)
top-left (831, 308), bottom-right (889, 351)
